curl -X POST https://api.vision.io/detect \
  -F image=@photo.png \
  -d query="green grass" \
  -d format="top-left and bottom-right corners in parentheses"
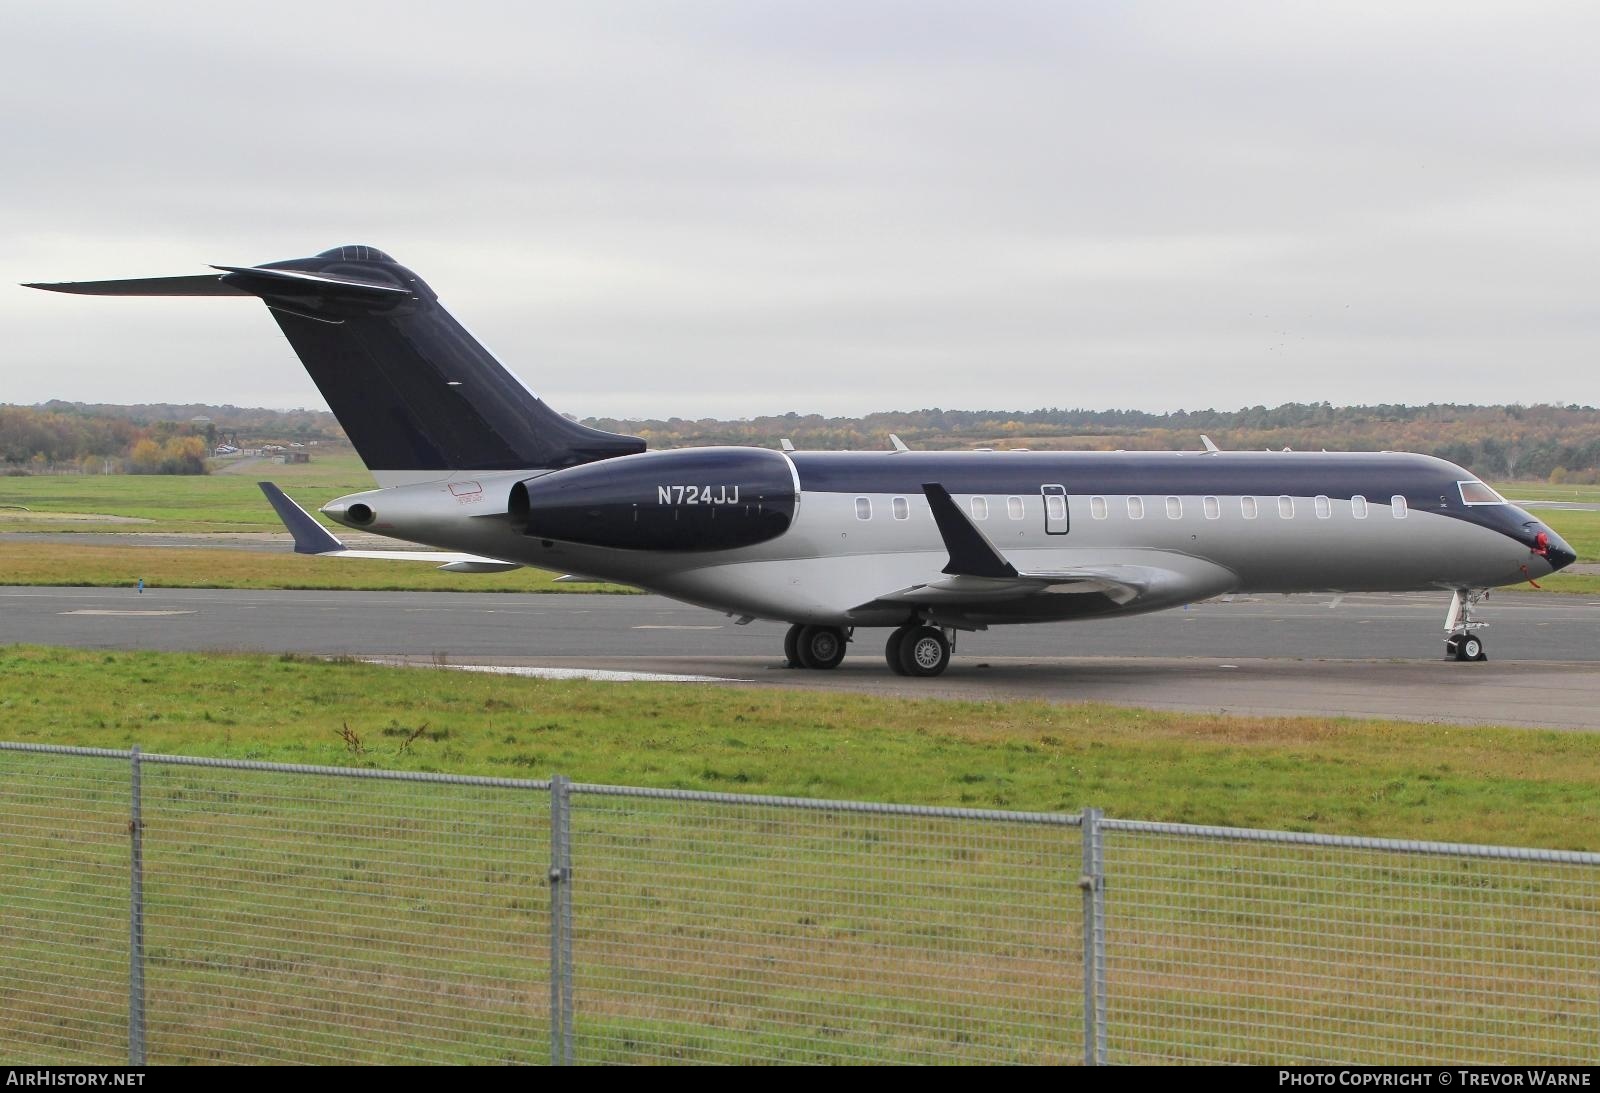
top-left (1539, 506), bottom-right (1600, 560)
top-left (0, 452), bottom-right (374, 532)
top-left (1, 646), bottom-right (1597, 849)
top-left (1496, 480), bottom-right (1600, 504)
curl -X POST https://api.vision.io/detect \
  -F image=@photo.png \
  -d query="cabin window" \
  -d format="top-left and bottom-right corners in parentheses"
top-left (1091, 496), bottom-right (1108, 520)
top-left (971, 496), bottom-right (988, 520)
top-left (1046, 494), bottom-right (1067, 522)
top-left (1314, 495), bottom-right (1332, 519)
top-left (1278, 495), bottom-right (1294, 519)
top-left (1391, 495), bottom-right (1408, 518)
top-left (1007, 496), bottom-right (1024, 520)
top-left (855, 497), bottom-right (872, 520)
top-left (1165, 496), bottom-right (1182, 520)
top-left (1203, 496), bottom-right (1220, 520)
top-left (1352, 495), bottom-right (1368, 519)
top-left (1458, 480), bottom-right (1507, 506)
top-left (892, 496), bottom-right (909, 521)
top-left (1127, 496), bottom-right (1145, 519)
top-left (1241, 497), bottom-right (1258, 519)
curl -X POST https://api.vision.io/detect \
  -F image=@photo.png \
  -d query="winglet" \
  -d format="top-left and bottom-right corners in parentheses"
top-left (1200, 434), bottom-right (1221, 453)
top-left (922, 484), bottom-right (1019, 579)
top-left (258, 482), bottom-right (344, 554)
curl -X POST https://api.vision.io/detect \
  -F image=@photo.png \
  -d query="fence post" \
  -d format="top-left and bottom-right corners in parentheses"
top-left (128, 746), bottom-right (146, 1067)
top-left (1080, 807), bottom-right (1107, 1066)
top-left (549, 774), bottom-right (574, 1065)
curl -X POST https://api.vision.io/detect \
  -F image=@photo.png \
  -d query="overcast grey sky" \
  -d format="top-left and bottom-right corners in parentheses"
top-left (4, 1), bottom-right (1597, 419)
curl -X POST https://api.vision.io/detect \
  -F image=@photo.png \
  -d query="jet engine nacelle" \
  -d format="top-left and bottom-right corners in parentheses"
top-left (509, 446), bottom-right (798, 552)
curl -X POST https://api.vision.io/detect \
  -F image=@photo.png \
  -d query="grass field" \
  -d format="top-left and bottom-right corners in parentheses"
top-left (1498, 480), bottom-right (1600, 504)
top-left (1, 645), bottom-right (1597, 849)
top-left (0, 452), bottom-right (375, 532)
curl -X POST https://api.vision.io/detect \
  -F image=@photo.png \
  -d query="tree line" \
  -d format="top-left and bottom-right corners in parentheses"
top-left (7, 400), bottom-right (1598, 482)
top-left (3, 402), bottom-right (347, 475)
top-left (1, 406), bottom-right (216, 475)
top-left (587, 402), bottom-right (1600, 482)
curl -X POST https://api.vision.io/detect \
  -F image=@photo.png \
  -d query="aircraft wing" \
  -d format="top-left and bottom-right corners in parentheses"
top-left (855, 485), bottom-right (1204, 610)
top-left (258, 482), bottom-right (523, 573)
top-left (869, 565), bottom-right (1156, 606)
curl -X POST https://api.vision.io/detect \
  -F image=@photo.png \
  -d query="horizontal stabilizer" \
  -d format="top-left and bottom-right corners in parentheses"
top-left (210, 264), bottom-right (414, 298)
top-left (259, 481), bottom-right (343, 554)
top-left (23, 274), bottom-right (245, 297)
top-left (26, 267), bottom-right (412, 301)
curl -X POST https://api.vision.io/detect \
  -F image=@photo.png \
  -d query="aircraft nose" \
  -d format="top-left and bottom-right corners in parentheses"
top-left (1540, 528), bottom-right (1578, 572)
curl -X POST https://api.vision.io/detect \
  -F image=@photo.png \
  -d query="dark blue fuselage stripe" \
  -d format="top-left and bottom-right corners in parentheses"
top-left (787, 450), bottom-right (1547, 549)
top-left (791, 450), bottom-right (1459, 500)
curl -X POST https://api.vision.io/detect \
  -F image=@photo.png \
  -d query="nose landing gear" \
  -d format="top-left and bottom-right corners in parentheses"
top-left (1443, 589), bottom-right (1489, 662)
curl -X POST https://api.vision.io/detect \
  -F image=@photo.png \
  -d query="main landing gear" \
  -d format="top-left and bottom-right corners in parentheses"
top-left (782, 622), bottom-right (956, 677)
top-left (784, 624), bottom-right (849, 670)
top-left (885, 623), bottom-right (953, 678)
top-left (1443, 589), bottom-right (1489, 662)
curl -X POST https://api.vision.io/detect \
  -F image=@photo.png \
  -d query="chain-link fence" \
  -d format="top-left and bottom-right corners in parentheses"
top-left (2, 742), bottom-right (1598, 1065)
top-left (0, 745), bottom-right (550, 1066)
top-left (564, 782), bottom-right (1080, 1063)
top-left (1094, 818), bottom-right (1600, 1066)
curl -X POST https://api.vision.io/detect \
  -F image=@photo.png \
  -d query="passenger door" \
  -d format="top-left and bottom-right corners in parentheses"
top-left (1042, 484), bottom-right (1069, 535)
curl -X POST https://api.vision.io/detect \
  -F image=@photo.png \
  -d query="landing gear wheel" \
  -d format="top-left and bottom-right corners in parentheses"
top-left (1443, 590), bottom-right (1489, 663)
top-left (796, 625), bottom-right (847, 670)
top-left (783, 623), bottom-right (804, 667)
top-left (898, 627), bottom-right (951, 678)
top-left (885, 625), bottom-right (915, 676)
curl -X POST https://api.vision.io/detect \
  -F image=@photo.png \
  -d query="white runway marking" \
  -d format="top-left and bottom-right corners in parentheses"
top-left (631, 624), bottom-right (723, 630)
top-left (59, 609), bottom-right (195, 617)
top-left (365, 660), bottom-right (749, 683)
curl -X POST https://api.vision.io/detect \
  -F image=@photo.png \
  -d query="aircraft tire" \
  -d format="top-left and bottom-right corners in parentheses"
top-left (885, 626), bottom-right (915, 676)
top-left (898, 627), bottom-right (950, 678)
top-left (1462, 635), bottom-right (1486, 662)
top-left (797, 625), bottom-right (847, 670)
top-left (783, 623), bottom-right (804, 667)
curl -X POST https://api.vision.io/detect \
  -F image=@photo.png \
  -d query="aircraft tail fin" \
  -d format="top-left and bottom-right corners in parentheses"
top-left (30, 245), bottom-right (645, 477)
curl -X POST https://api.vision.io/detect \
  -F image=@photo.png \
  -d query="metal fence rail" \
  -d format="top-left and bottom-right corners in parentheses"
top-left (0, 748), bottom-right (131, 1064)
top-left (3, 741), bottom-right (1599, 1065)
top-left (0, 743), bottom-right (551, 1065)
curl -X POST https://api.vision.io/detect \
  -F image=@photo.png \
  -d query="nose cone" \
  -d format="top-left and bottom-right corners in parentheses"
top-left (1541, 527), bottom-right (1578, 572)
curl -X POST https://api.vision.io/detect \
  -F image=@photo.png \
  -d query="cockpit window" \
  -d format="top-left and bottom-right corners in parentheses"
top-left (1458, 480), bottom-right (1507, 506)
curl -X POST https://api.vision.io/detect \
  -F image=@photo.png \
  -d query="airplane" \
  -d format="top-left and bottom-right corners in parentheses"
top-left (28, 244), bottom-right (1577, 676)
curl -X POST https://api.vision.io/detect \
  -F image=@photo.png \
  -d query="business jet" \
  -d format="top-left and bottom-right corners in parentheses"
top-left (28, 245), bottom-right (1576, 677)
